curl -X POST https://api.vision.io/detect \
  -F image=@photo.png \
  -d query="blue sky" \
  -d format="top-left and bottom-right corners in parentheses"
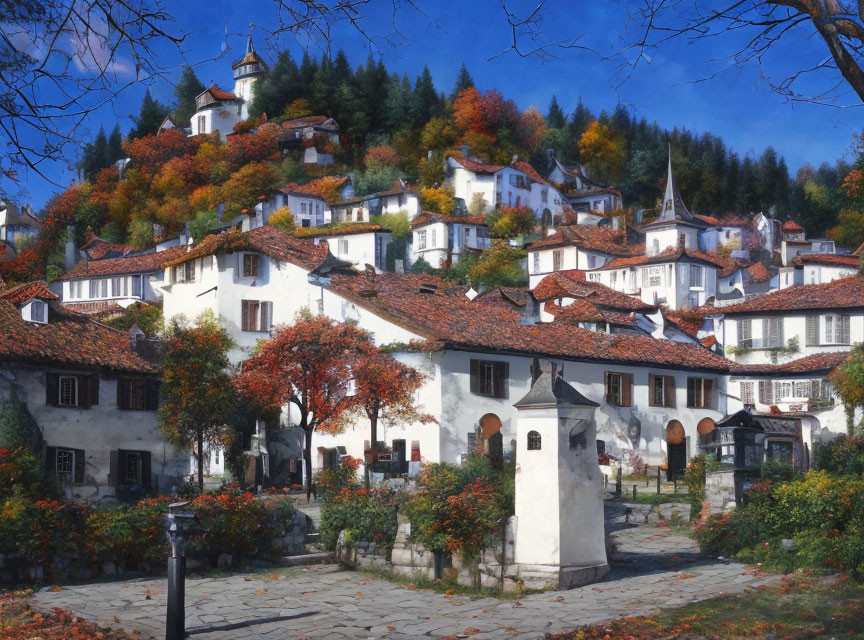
top-left (20, 0), bottom-right (864, 210)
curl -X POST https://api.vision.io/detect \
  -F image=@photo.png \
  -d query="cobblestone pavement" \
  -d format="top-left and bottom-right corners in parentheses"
top-left (32, 513), bottom-right (779, 640)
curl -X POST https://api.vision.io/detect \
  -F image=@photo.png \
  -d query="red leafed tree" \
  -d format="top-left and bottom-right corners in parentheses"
top-left (233, 315), bottom-right (373, 499)
top-left (123, 129), bottom-right (201, 177)
top-left (350, 352), bottom-right (435, 467)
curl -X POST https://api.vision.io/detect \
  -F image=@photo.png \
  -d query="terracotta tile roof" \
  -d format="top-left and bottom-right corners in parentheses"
top-left (302, 224), bottom-right (389, 238)
top-left (164, 226), bottom-right (327, 271)
top-left (0, 281), bottom-right (59, 303)
top-left (601, 245), bottom-right (731, 273)
top-left (544, 300), bottom-right (636, 326)
top-left (701, 335), bottom-right (718, 349)
top-left (80, 232), bottom-right (133, 260)
top-left (747, 262), bottom-right (773, 283)
top-left (57, 246), bottom-right (188, 280)
top-left (792, 253), bottom-right (859, 268)
top-left (695, 214), bottom-right (751, 228)
top-left (451, 156), bottom-right (505, 174)
top-left (527, 225), bottom-right (643, 257)
top-left (533, 272), bottom-right (654, 312)
top-left (374, 178), bottom-right (416, 198)
top-left (721, 276), bottom-right (864, 314)
top-left (411, 212), bottom-right (487, 228)
top-left (472, 287), bottom-right (528, 310)
top-left (731, 351), bottom-right (850, 376)
top-left (512, 161), bottom-right (550, 186)
top-left (205, 85), bottom-right (237, 101)
top-left (0, 300), bottom-right (156, 373)
top-left (782, 219), bottom-right (805, 233)
top-left (60, 300), bottom-right (125, 316)
top-left (663, 311), bottom-right (703, 338)
top-left (281, 115), bottom-right (331, 128)
top-left (281, 176), bottom-right (349, 199)
top-left (564, 186), bottom-right (622, 198)
top-left (325, 272), bottom-right (730, 371)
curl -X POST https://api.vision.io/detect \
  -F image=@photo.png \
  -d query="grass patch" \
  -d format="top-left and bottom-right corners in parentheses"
top-left (358, 565), bottom-right (537, 600)
top-left (553, 572), bottom-right (864, 639)
top-left (608, 493), bottom-right (691, 506)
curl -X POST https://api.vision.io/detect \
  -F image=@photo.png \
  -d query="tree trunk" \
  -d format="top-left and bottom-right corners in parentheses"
top-left (304, 426), bottom-right (314, 502)
top-left (197, 430), bottom-right (204, 494)
top-left (370, 413), bottom-right (379, 464)
top-left (846, 402), bottom-right (855, 437)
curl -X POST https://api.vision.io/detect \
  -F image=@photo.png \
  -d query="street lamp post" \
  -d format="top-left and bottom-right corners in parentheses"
top-left (165, 501), bottom-right (196, 640)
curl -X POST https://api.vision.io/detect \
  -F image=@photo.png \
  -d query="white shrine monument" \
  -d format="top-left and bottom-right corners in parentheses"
top-left (513, 361), bottom-right (609, 589)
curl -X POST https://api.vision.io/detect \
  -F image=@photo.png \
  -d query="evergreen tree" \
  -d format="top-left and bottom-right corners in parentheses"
top-left (248, 50), bottom-right (301, 119)
top-left (567, 98), bottom-right (593, 161)
top-left (411, 66), bottom-right (441, 127)
top-left (547, 95), bottom-right (566, 129)
top-left (128, 89), bottom-right (170, 140)
top-left (332, 49), bottom-right (352, 87)
top-left (105, 125), bottom-right (124, 166)
top-left (309, 55), bottom-right (334, 115)
top-left (384, 72), bottom-right (412, 131)
top-left (173, 66), bottom-right (205, 128)
top-left (78, 126), bottom-right (107, 181)
top-left (451, 63), bottom-right (474, 100)
top-left (299, 51), bottom-right (319, 89)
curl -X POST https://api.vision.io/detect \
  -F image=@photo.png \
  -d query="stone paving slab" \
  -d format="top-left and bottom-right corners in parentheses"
top-left (32, 523), bottom-right (780, 640)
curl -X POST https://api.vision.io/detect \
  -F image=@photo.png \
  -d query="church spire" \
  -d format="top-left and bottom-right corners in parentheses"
top-left (658, 144), bottom-right (693, 222)
top-left (246, 22), bottom-right (255, 55)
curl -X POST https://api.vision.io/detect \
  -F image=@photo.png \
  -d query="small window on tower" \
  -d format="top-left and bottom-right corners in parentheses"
top-left (527, 430), bottom-right (541, 451)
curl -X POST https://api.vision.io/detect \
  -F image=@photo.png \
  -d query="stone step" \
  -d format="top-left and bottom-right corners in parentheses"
top-left (278, 552), bottom-right (334, 567)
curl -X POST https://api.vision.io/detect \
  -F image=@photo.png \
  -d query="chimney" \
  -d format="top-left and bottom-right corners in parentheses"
top-left (546, 148), bottom-right (555, 167)
top-left (511, 154), bottom-right (519, 165)
top-left (65, 223), bottom-right (78, 270)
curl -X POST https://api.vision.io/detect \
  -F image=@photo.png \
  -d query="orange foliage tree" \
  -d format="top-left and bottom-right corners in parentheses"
top-left (233, 315), bottom-right (374, 499)
top-left (516, 106), bottom-right (546, 153)
top-left (225, 124), bottom-right (282, 172)
top-left (123, 129), bottom-right (201, 177)
top-left (578, 121), bottom-right (627, 185)
top-left (364, 145), bottom-right (401, 169)
top-left (349, 352), bottom-right (434, 464)
top-left (218, 162), bottom-right (279, 216)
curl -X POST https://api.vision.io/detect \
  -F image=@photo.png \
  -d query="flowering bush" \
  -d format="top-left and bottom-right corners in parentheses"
top-left (0, 447), bottom-right (51, 500)
top-left (189, 487), bottom-right (270, 559)
top-left (814, 435), bottom-right (864, 476)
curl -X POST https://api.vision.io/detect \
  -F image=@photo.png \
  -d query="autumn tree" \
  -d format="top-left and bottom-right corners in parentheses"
top-left (219, 162), bottom-right (280, 216)
top-left (469, 240), bottom-right (527, 290)
top-left (487, 206), bottom-right (536, 239)
top-left (350, 352), bottom-right (434, 469)
top-left (159, 312), bottom-right (238, 493)
top-left (420, 185), bottom-right (455, 214)
top-left (233, 315), bottom-right (373, 499)
top-left (578, 121), bottom-right (627, 185)
top-left (269, 206), bottom-right (296, 232)
top-left (831, 345), bottom-right (864, 436)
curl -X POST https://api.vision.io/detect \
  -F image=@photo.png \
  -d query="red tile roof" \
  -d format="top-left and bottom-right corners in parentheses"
top-left (205, 85), bottom-right (237, 101)
top-left (450, 156), bottom-right (505, 174)
top-left (472, 287), bottom-right (529, 310)
top-left (731, 351), bottom-right (850, 376)
top-left (325, 272), bottom-right (730, 372)
top-left (600, 245), bottom-right (733, 274)
top-left (281, 115), bottom-right (332, 128)
top-left (512, 161), bottom-right (550, 186)
top-left (0, 300), bottom-right (156, 373)
top-left (747, 262), bottom-right (773, 283)
top-left (791, 253), bottom-right (859, 268)
top-left (0, 281), bottom-right (59, 303)
top-left (782, 219), bottom-right (805, 233)
top-left (57, 246), bottom-right (188, 280)
top-left (721, 276), bottom-right (864, 314)
top-left (544, 300), bottom-right (636, 326)
top-left (80, 233), bottom-right (133, 260)
top-left (303, 224), bottom-right (389, 238)
top-left (532, 272), bottom-right (654, 312)
top-left (527, 225), bottom-right (643, 257)
top-left (60, 300), bottom-right (126, 316)
top-left (281, 176), bottom-right (349, 199)
top-left (663, 311), bottom-right (704, 338)
top-left (411, 212), bottom-right (487, 228)
top-left (695, 214), bottom-right (751, 228)
top-left (163, 226), bottom-right (327, 271)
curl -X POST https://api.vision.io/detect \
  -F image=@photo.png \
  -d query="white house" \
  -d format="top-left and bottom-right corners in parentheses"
top-left (0, 281), bottom-right (186, 498)
top-left (697, 214), bottom-right (750, 256)
top-left (410, 212), bottom-right (490, 269)
top-left (310, 225), bottom-right (392, 272)
top-left (189, 35), bottom-right (267, 138)
top-left (330, 180), bottom-right (421, 224)
top-left (445, 155), bottom-right (567, 223)
top-left (547, 157), bottom-right (623, 214)
top-left (792, 253), bottom-right (858, 285)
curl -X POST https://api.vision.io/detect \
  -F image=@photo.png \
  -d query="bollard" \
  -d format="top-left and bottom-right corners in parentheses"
top-left (656, 472), bottom-right (661, 495)
top-left (674, 475), bottom-right (678, 494)
top-left (165, 502), bottom-right (197, 640)
top-left (632, 484), bottom-right (637, 501)
top-left (615, 466), bottom-right (622, 496)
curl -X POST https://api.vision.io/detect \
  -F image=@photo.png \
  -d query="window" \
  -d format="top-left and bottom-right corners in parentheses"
top-left (643, 266), bottom-right (662, 288)
top-left (532, 252), bottom-right (540, 274)
top-left (758, 380), bottom-right (774, 405)
top-left (793, 381), bottom-right (811, 398)
top-left (740, 381), bottom-right (755, 406)
top-left (806, 315), bottom-right (819, 347)
top-left (527, 431), bottom-right (541, 450)
top-left (417, 230), bottom-right (427, 250)
top-left (605, 372), bottom-right (633, 407)
top-left (29, 301), bottom-right (47, 324)
top-left (825, 314), bottom-right (850, 344)
top-left (737, 319), bottom-right (752, 347)
top-left (241, 300), bottom-right (272, 332)
top-left (552, 250), bottom-right (562, 272)
top-left (46, 373), bottom-right (98, 409)
top-left (652, 238), bottom-right (660, 255)
top-left (649, 375), bottom-right (675, 407)
top-left (111, 276), bottom-right (125, 297)
top-left (111, 450), bottom-right (151, 486)
top-left (89, 279), bottom-right (98, 298)
top-left (172, 261), bottom-right (196, 283)
top-left (339, 239), bottom-right (349, 255)
top-left (541, 188), bottom-right (548, 203)
top-left (469, 359), bottom-right (508, 398)
top-left (690, 265), bottom-right (704, 288)
top-left (117, 378), bottom-right (159, 410)
top-left (431, 229), bottom-right (437, 248)
top-left (197, 115), bottom-right (206, 134)
top-left (687, 377), bottom-right (714, 408)
top-left (125, 452), bottom-right (142, 484)
top-left (762, 317), bottom-right (784, 348)
top-left (59, 376), bottom-right (77, 407)
top-left (57, 449), bottom-right (74, 483)
top-left (767, 440), bottom-right (794, 462)
top-left (588, 255), bottom-right (597, 268)
top-left (568, 421), bottom-right (588, 449)
top-left (242, 253), bottom-right (259, 278)
top-left (47, 447), bottom-right (85, 484)
top-left (775, 381), bottom-right (793, 400)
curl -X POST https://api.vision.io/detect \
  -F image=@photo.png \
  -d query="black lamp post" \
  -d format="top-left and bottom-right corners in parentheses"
top-left (165, 501), bottom-right (196, 640)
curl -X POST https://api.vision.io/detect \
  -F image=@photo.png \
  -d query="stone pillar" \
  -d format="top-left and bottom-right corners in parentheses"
top-left (512, 362), bottom-right (609, 590)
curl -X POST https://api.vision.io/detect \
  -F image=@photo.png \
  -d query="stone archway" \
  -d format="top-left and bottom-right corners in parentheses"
top-left (480, 413), bottom-right (503, 463)
top-left (665, 420), bottom-right (686, 480)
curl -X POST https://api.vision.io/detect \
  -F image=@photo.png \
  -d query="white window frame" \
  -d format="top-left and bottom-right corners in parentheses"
top-left (56, 449), bottom-right (75, 483)
top-left (740, 381), bottom-right (755, 405)
top-left (58, 376), bottom-right (78, 407)
top-left (417, 230), bottom-right (427, 250)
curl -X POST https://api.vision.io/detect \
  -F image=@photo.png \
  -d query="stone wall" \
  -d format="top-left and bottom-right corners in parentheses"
top-left (705, 470), bottom-right (738, 515)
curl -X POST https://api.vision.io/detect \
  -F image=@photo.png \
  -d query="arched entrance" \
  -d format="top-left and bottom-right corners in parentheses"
top-left (665, 420), bottom-right (686, 480)
top-left (479, 413), bottom-right (503, 464)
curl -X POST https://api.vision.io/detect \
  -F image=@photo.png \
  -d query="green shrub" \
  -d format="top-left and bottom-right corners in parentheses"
top-left (319, 487), bottom-right (398, 550)
top-left (0, 402), bottom-right (43, 452)
top-left (684, 454), bottom-right (707, 505)
top-left (814, 436), bottom-right (864, 476)
top-left (760, 458), bottom-right (801, 483)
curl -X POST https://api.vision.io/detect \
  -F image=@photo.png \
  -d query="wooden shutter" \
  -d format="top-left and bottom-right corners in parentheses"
top-left (145, 379), bottom-right (160, 411)
top-left (117, 378), bottom-right (129, 410)
top-left (648, 375), bottom-right (658, 406)
top-left (241, 300), bottom-right (250, 331)
top-left (117, 449), bottom-right (127, 485)
top-left (493, 361), bottom-right (509, 399)
top-left (46, 373), bottom-right (58, 405)
top-left (759, 380), bottom-right (773, 405)
top-left (109, 450), bottom-right (119, 486)
top-left (74, 449), bottom-right (86, 484)
top-left (703, 379), bottom-right (714, 408)
top-left (470, 359), bottom-right (480, 394)
top-left (842, 315), bottom-right (851, 344)
top-left (188, 259), bottom-right (196, 283)
top-left (604, 372), bottom-right (612, 403)
top-left (777, 317), bottom-right (784, 345)
top-left (621, 373), bottom-right (633, 407)
top-left (89, 375), bottom-right (99, 406)
top-left (141, 451), bottom-right (152, 488)
top-left (806, 316), bottom-right (818, 346)
top-left (664, 376), bottom-right (676, 407)
top-left (738, 319), bottom-right (751, 346)
top-left (77, 375), bottom-right (91, 409)
top-left (45, 446), bottom-right (57, 476)
top-left (260, 302), bottom-right (272, 331)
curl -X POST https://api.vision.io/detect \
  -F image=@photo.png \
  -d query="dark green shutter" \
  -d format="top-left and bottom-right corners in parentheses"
top-left (117, 449), bottom-right (127, 485)
top-left (117, 378), bottom-right (129, 410)
top-left (469, 359), bottom-right (479, 394)
top-left (141, 451), bottom-right (152, 487)
top-left (145, 379), bottom-right (160, 411)
top-left (89, 375), bottom-right (99, 406)
top-left (77, 375), bottom-right (91, 409)
top-left (74, 449), bottom-right (86, 484)
top-left (46, 446), bottom-right (57, 476)
top-left (46, 373), bottom-right (58, 405)
top-left (109, 450), bottom-right (119, 486)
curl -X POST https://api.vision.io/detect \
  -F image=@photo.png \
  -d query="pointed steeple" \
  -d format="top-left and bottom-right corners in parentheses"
top-left (658, 145), bottom-right (693, 223)
top-left (245, 22), bottom-right (255, 55)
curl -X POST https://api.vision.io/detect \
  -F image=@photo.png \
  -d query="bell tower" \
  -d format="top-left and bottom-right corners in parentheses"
top-left (232, 24), bottom-right (268, 120)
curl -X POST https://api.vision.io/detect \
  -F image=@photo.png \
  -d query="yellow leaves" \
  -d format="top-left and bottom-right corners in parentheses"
top-left (578, 121), bottom-right (627, 185)
top-left (677, 574), bottom-right (698, 580)
top-left (420, 185), bottom-right (455, 215)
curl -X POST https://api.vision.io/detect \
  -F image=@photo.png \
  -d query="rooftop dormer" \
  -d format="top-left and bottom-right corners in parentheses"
top-left (21, 298), bottom-right (48, 324)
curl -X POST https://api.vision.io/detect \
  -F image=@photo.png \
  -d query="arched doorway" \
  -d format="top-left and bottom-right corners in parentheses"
top-left (479, 413), bottom-right (503, 464)
top-left (665, 420), bottom-right (686, 480)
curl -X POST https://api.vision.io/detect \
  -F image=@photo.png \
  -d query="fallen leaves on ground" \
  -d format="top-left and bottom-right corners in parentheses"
top-left (0, 593), bottom-right (137, 640)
